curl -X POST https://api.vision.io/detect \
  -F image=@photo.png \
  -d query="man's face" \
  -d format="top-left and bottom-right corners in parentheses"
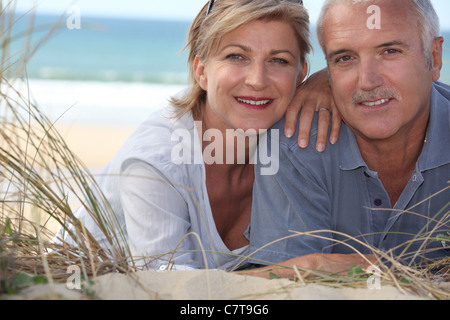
top-left (322, 0), bottom-right (443, 144)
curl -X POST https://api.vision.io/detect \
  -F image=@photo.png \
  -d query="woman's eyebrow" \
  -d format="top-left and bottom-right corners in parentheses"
top-left (220, 43), bottom-right (251, 52)
top-left (220, 44), bottom-right (296, 58)
top-left (271, 49), bottom-right (297, 59)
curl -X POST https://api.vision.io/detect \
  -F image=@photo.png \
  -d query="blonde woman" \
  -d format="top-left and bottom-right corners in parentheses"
top-left (61, 0), bottom-right (337, 270)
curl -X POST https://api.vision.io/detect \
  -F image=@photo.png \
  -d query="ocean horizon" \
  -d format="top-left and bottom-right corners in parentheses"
top-left (8, 14), bottom-right (450, 126)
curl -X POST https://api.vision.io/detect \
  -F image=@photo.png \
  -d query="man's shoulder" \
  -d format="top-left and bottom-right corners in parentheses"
top-left (431, 81), bottom-right (450, 131)
top-left (269, 112), bottom-right (323, 151)
top-left (265, 113), bottom-right (357, 179)
top-left (269, 112), bottom-right (353, 157)
top-left (433, 81), bottom-right (450, 102)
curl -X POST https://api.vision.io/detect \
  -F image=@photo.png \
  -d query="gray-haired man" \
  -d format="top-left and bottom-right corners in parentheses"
top-left (248, 0), bottom-right (449, 278)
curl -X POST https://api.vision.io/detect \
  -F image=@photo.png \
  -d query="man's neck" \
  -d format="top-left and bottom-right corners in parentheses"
top-left (355, 118), bottom-right (429, 206)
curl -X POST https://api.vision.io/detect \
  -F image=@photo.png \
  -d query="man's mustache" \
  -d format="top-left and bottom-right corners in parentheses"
top-left (352, 87), bottom-right (401, 104)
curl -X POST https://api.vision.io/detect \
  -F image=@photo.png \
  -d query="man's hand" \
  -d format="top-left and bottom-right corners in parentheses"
top-left (244, 253), bottom-right (377, 279)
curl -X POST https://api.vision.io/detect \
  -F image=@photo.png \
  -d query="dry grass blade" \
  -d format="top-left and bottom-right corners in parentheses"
top-left (0, 1), bottom-right (135, 296)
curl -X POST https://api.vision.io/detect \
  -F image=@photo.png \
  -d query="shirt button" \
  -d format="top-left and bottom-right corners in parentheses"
top-left (374, 199), bottom-right (383, 207)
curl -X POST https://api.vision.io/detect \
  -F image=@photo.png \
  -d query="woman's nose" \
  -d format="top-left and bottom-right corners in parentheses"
top-left (244, 62), bottom-right (269, 91)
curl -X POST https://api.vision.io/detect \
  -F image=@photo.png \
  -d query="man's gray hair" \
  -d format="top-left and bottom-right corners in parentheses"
top-left (316, 0), bottom-right (440, 69)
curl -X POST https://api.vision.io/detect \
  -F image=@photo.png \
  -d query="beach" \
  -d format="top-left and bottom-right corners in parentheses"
top-left (26, 79), bottom-right (186, 170)
top-left (55, 123), bottom-right (135, 170)
top-left (16, 71), bottom-right (449, 301)
top-left (6, 79), bottom-right (446, 301)
top-left (3, 12), bottom-right (449, 301)
top-left (10, 269), bottom-right (446, 301)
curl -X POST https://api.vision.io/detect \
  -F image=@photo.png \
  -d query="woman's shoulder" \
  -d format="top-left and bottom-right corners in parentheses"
top-left (132, 106), bottom-right (195, 149)
top-left (111, 106), bottom-right (201, 180)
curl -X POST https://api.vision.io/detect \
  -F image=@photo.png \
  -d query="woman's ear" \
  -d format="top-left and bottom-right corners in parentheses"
top-left (297, 62), bottom-right (309, 88)
top-left (194, 56), bottom-right (208, 90)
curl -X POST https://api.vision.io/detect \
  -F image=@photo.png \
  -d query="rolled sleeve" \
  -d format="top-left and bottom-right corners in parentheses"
top-left (120, 160), bottom-right (198, 270)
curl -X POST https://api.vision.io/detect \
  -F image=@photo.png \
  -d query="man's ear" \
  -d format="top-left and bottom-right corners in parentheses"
top-left (194, 56), bottom-right (208, 90)
top-left (431, 36), bottom-right (444, 82)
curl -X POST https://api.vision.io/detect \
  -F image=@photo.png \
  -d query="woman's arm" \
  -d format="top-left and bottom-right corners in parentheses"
top-left (284, 68), bottom-right (341, 152)
top-left (120, 160), bottom-right (197, 270)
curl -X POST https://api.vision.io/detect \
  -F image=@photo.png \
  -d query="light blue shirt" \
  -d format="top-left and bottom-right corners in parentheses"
top-left (249, 82), bottom-right (450, 266)
top-left (60, 96), bottom-right (248, 271)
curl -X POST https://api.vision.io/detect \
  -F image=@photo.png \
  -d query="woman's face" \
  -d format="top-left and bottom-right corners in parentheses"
top-left (195, 19), bottom-right (307, 133)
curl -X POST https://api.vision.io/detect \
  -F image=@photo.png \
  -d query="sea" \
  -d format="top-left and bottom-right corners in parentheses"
top-left (8, 14), bottom-right (450, 126)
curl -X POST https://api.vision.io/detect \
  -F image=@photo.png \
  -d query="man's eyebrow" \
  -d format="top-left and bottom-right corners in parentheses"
top-left (327, 49), bottom-right (352, 60)
top-left (327, 40), bottom-right (409, 60)
top-left (376, 40), bottom-right (409, 49)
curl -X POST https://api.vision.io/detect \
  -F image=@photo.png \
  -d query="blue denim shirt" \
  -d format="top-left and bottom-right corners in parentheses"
top-left (249, 82), bottom-right (450, 266)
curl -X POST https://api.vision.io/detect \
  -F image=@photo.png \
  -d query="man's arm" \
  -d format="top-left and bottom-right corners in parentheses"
top-left (243, 253), bottom-right (377, 279)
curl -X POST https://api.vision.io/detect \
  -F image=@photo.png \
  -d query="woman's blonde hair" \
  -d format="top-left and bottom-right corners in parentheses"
top-left (170, 0), bottom-right (311, 119)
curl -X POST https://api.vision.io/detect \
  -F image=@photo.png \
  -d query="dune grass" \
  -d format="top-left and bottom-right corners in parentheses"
top-left (0, 1), bottom-right (448, 300)
top-left (0, 2), bottom-right (135, 295)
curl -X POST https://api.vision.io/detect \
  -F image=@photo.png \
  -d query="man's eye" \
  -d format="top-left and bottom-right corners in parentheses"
top-left (384, 48), bottom-right (400, 54)
top-left (336, 55), bottom-right (353, 63)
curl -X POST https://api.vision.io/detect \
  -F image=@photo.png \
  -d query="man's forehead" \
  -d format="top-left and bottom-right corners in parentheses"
top-left (322, 1), bottom-right (419, 50)
top-left (323, 0), bottom-right (417, 31)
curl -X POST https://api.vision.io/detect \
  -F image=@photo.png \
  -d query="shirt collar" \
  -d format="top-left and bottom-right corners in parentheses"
top-left (339, 125), bottom-right (366, 171)
top-left (340, 82), bottom-right (450, 172)
top-left (418, 82), bottom-right (450, 171)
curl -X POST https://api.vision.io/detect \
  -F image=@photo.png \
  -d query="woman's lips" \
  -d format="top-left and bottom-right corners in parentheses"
top-left (235, 96), bottom-right (274, 110)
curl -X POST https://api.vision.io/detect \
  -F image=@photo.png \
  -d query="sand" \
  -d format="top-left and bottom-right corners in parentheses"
top-left (7, 269), bottom-right (436, 300)
top-left (55, 124), bottom-right (137, 170)
top-left (91, 270), bottom-right (430, 300)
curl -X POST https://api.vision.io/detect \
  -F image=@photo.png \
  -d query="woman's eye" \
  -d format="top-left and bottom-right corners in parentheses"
top-left (226, 54), bottom-right (244, 61)
top-left (272, 58), bottom-right (289, 64)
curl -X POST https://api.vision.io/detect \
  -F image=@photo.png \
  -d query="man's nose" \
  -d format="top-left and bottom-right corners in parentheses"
top-left (358, 57), bottom-right (384, 91)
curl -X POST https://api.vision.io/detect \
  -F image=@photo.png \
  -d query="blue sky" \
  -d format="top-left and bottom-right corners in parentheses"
top-left (15, 0), bottom-right (450, 30)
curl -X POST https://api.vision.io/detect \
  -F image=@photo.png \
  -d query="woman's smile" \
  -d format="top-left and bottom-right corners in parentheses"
top-left (235, 96), bottom-right (274, 110)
